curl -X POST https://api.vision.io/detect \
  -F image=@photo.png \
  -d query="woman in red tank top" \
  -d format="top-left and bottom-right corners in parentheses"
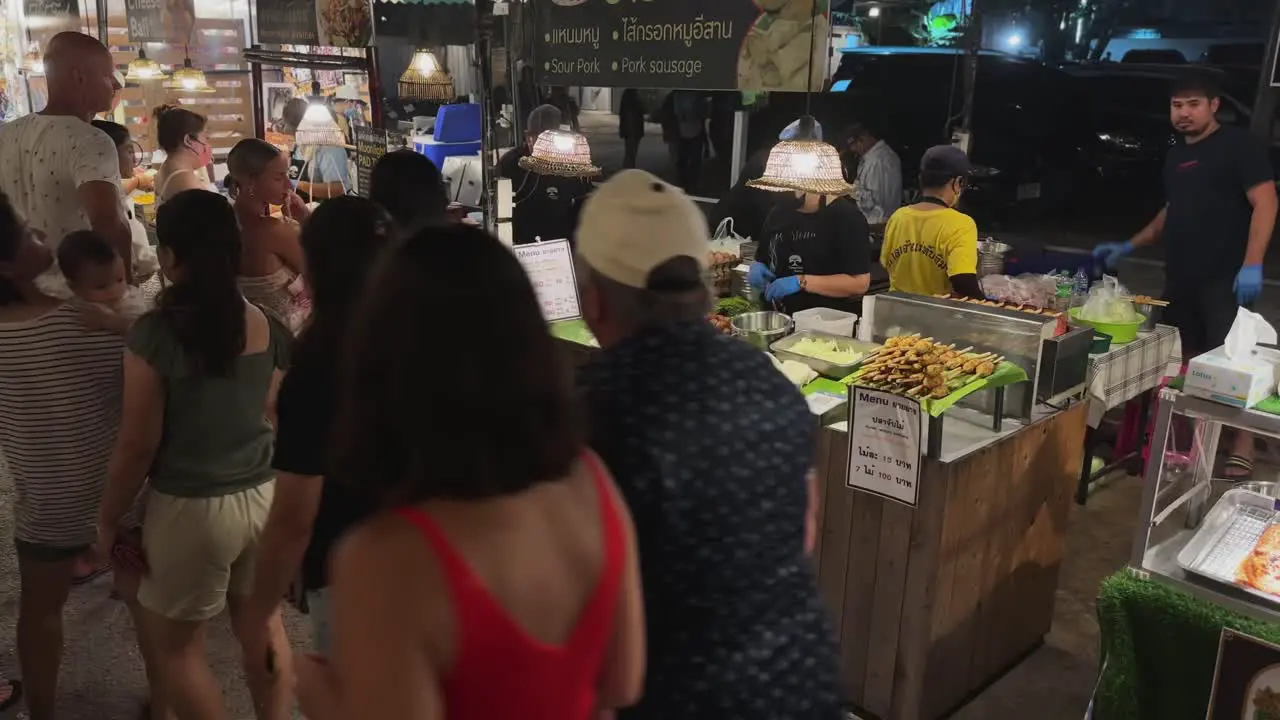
top-left (293, 224), bottom-right (646, 720)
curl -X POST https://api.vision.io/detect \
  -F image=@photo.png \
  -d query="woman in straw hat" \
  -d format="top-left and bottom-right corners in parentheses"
top-left (746, 118), bottom-right (872, 316)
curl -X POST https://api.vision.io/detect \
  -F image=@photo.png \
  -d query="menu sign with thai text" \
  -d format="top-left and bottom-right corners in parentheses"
top-left (24, 0), bottom-right (80, 27)
top-left (257, 0), bottom-right (319, 44)
top-left (513, 239), bottom-right (581, 323)
top-left (846, 387), bottom-right (922, 508)
top-left (533, 0), bottom-right (830, 91)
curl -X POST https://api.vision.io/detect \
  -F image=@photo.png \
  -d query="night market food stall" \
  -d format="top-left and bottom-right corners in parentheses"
top-left (554, 285), bottom-right (1099, 720)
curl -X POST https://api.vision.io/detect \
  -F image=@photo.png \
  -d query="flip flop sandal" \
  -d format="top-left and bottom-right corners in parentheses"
top-left (1224, 454), bottom-right (1255, 481)
top-left (0, 679), bottom-right (23, 713)
top-left (71, 564), bottom-right (111, 586)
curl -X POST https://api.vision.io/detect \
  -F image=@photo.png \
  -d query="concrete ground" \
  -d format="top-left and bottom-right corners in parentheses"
top-left (0, 462), bottom-right (1142, 720)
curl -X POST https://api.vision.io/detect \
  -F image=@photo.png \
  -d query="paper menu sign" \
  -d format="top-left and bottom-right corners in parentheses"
top-left (512, 239), bottom-right (581, 323)
top-left (845, 387), bottom-right (923, 508)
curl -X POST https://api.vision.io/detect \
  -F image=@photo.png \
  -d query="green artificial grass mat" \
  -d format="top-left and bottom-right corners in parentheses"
top-left (1096, 570), bottom-right (1280, 719)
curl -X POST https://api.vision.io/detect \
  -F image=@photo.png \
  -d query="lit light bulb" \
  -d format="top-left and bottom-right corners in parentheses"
top-left (792, 152), bottom-right (819, 175)
top-left (868, 6), bottom-right (881, 17)
top-left (31, 60), bottom-right (44, 74)
top-left (553, 134), bottom-right (575, 152)
top-left (412, 51), bottom-right (439, 75)
top-left (181, 77), bottom-right (197, 89)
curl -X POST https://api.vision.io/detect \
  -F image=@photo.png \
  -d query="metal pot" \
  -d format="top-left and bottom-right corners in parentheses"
top-left (1236, 481), bottom-right (1279, 498)
top-left (1139, 304), bottom-right (1162, 332)
top-left (731, 311), bottom-right (794, 350)
top-left (977, 239), bottom-right (1012, 278)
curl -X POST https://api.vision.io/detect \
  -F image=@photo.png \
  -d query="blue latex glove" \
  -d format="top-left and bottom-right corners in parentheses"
top-left (1235, 264), bottom-right (1264, 305)
top-left (1091, 240), bottom-right (1134, 270)
top-left (747, 261), bottom-right (775, 290)
top-left (764, 275), bottom-right (802, 303)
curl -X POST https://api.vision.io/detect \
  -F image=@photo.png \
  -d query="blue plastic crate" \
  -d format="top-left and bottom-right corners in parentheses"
top-left (434, 103), bottom-right (481, 144)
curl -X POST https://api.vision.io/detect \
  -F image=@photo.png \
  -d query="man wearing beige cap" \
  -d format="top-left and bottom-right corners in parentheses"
top-left (576, 169), bottom-right (840, 719)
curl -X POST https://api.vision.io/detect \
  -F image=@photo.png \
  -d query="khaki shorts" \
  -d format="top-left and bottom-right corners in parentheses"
top-left (137, 482), bottom-right (275, 622)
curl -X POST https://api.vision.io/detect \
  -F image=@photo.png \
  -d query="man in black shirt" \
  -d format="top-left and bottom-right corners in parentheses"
top-left (750, 191), bottom-right (872, 315)
top-left (1094, 68), bottom-right (1277, 477)
top-left (576, 170), bottom-right (840, 719)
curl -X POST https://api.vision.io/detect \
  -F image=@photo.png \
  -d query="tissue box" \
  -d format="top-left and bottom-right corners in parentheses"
top-left (1185, 346), bottom-right (1280, 408)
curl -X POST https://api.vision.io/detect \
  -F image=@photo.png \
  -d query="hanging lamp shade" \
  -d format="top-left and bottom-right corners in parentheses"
top-left (398, 49), bottom-right (454, 101)
top-left (518, 129), bottom-right (600, 178)
top-left (294, 102), bottom-right (347, 147)
top-left (164, 57), bottom-right (215, 93)
top-left (124, 48), bottom-right (166, 82)
top-left (748, 118), bottom-right (854, 196)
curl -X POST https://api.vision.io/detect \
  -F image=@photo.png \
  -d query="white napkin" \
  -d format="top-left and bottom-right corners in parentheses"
top-left (1224, 307), bottom-right (1278, 361)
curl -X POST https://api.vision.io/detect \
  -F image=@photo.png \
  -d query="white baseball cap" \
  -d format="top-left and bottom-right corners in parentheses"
top-left (575, 169), bottom-right (708, 289)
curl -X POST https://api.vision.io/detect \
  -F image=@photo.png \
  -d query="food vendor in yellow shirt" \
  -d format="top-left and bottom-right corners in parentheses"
top-left (880, 146), bottom-right (984, 299)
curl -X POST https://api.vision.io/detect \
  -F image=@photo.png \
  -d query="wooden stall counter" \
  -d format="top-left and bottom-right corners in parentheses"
top-left (812, 403), bottom-right (1087, 720)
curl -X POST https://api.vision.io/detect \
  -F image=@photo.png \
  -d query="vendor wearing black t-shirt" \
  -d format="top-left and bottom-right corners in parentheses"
top-left (497, 104), bottom-right (562, 180)
top-left (749, 192), bottom-right (872, 315)
top-left (1093, 69), bottom-right (1277, 479)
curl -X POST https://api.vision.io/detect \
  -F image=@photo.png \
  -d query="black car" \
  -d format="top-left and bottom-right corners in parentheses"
top-left (745, 47), bottom-right (1069, 223)
top-left (1058, 64), bottom-right (1258, 217)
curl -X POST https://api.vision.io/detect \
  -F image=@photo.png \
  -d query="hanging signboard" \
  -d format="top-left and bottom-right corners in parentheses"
top-left (513, 239), bottom-right (582, 323)
top-left (257, 0), bottom-right (371, 47)
top-left (845, 386), bottom-right (923, 508)
top-left (353, 126), bottom-right (388, 198)
top-left (23, 0), bottom-right (80, 30)
top-left (532, 0), bottom-right (831, 91)
top-left (123, 0), bottom-right (195, 43)
top-left (1207, 629), bottom-right (1280, 719)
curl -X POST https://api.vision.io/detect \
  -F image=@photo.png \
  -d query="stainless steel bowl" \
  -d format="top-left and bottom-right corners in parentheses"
top-left (1236, 481), bottom-right (1280, 498)
top-left (977, 240), bottom-right (1012, 277)
top-left (731, 311), bottom-right (793, 350)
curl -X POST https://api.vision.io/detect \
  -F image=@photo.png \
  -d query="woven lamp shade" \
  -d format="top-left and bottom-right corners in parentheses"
top-left (295, 103), bottom-right (347, 147)
top-left (748, 139), bottom-right (854, 196)
top-left (21, 49), bottom-right (43, 74)
top-left (518, 130), bottom-right (601, 178)
top-left (163, 58), bottom-right (214, 93)
top-left (398, 49), bottom-right (454, 101)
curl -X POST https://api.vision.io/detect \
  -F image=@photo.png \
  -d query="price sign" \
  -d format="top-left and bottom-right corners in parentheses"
top-left (513, 239), bottom-right (581, 323)
top-left (845, 387), bottom-right (923, 508)
top-left (1208, 629), bottom-right (1280, 719)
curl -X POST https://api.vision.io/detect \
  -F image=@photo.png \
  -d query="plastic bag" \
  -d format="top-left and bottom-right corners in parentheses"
top-left (710, 218), bottom-right (746, 257)
top-left (1079, 276), bottom-right (1143, 323)
top-left (980, 273), bottom-right (1060, 308)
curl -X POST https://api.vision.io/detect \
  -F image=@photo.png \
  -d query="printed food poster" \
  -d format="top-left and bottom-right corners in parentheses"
top-left (256, 0), bottom-right (371, 47)
top-left (1207, 629), bottom-right (1280, 720)
top-left (535, 0), bottom-right (829, 91)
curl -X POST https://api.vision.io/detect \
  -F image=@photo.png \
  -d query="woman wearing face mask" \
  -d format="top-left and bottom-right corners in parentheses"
top-left (879, 145), bottom-right (983, 299)
top-left (152, 105), bottom-right (213, 203)
top-left (226, 138), bottom-right (311, 333)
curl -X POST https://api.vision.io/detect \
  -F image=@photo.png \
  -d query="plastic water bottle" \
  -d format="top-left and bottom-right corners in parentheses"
top-left (1055, 274), bottom-right (1073, 312)
top-left (1072, 267), bottom-right (1090, 307)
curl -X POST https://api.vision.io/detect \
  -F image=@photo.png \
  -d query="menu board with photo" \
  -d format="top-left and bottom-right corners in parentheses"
top-left (513, 239), bottom-right (581, 323)
top-left (532, 0), bottom-right (830, 91)
top-left (257, 0), bottom-right (371, 47)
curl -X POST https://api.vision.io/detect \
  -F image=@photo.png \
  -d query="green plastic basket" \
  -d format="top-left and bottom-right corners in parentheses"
top-left (1069, 307), bottom-right (1143, 344)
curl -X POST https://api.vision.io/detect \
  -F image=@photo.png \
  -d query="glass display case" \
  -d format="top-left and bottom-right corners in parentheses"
top-left (859, 292), bottom-right (1087, 421)
top-left (1130, 388), bottom-right (1280, 624)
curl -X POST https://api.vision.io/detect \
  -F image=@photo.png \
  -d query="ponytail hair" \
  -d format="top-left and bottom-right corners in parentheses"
top-left (154, 189), bottom-right (245, 377)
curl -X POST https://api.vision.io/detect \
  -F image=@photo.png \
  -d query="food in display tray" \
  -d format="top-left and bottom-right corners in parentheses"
top-left (769, 330), bottom-right (879, 379)
top-left (1176, 488), bottom-right (1280, 607)
top-left (844, 334), bottom-right (1002, 399)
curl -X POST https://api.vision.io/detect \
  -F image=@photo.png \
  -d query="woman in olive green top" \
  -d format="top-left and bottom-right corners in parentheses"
top-left (96, 189), bottom-right (294, 720)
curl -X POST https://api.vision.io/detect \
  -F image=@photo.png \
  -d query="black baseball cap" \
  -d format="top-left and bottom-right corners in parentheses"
top-left (920, 145), bottom-right (972, 178)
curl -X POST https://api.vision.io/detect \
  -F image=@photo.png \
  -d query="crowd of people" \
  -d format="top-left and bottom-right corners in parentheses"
top-left (0, 31), bottom-right (841, 720)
